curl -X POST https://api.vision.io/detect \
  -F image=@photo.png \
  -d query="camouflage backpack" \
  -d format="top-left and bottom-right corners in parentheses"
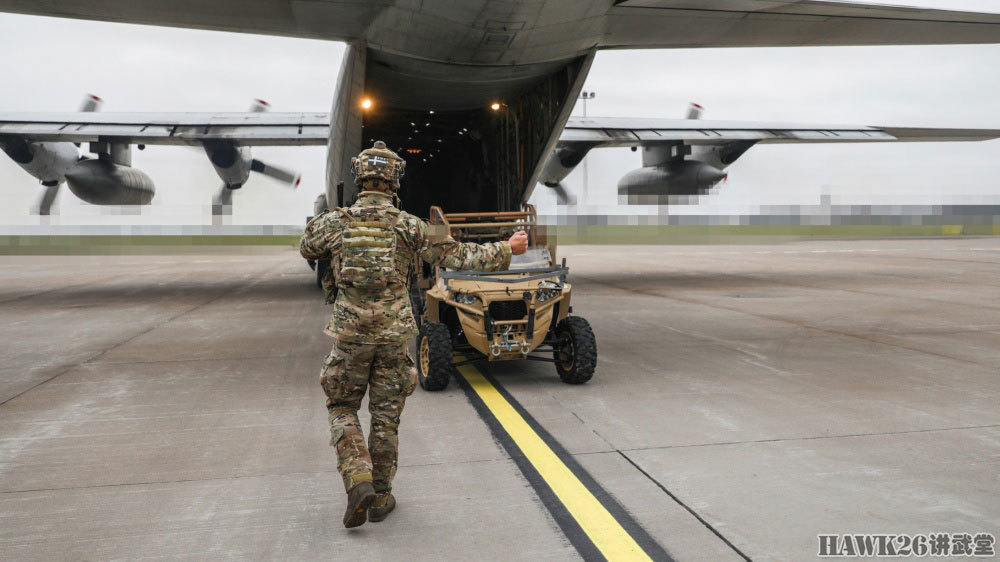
top-left (335, 205), bottom-right (404, 290)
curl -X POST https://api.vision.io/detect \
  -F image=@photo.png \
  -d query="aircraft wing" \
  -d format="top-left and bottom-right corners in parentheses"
top-left (0, 1), bottom-right (377, 41)
top-left (0, 112), bottom-right (330, 146)
top-left (561, 116), bottom-right (1000, 147)
top-left (6, 111), bottom-right (996, 148)
top-left (1, 1), bottom-right (999, 50)
top-left (537, 114), bottom-right (1000, 203)
top-left (605, 1), bottom-right (1000, 48)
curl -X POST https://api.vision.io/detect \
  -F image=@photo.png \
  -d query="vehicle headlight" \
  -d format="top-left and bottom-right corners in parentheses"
top-left (536, 281), bottom-right (562, 303)
top-left (454, 292), bottom-right (481, 306)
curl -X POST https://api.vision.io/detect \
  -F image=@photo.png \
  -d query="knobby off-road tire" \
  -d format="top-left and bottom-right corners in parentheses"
top-left (553, 316), bottom-right (597, 385)
top-left (418, 322), bottom-right (453, 391)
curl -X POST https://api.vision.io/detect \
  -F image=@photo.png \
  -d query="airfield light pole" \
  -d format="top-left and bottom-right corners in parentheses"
top-left (580, 90), bottom-right (596, 204)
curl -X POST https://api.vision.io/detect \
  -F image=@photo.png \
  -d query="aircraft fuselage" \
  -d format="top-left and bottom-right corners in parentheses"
top-left (327, 42), bottom-right (593, 217)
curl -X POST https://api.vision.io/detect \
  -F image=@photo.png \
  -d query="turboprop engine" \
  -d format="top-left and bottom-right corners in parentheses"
top-left (0, 94), bottom-right (154, 215)
top-left (617, 160), bottom-right (728, 205)
top-left (64, 159), bottom-right (155, 205)
top-left (538, 143), bottom-right (597, 204)
top-left (541, 104), bottom-right (756, 206)
top-left (204, 140), bottom-right (255, 188)
top-left (204, 100), bottom-right (301, 216)
top-left (617, 137), bottom-right (756, 205)
top-left (0, 138), bottom-right (80, 186)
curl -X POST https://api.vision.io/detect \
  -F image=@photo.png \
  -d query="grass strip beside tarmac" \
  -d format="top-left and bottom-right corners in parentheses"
top-left (545, 224), bottom-right (1000, 245)
top-left (0, 235), bottom-right (301, 255)
top-left (1, 224), bottom-right (997, 254)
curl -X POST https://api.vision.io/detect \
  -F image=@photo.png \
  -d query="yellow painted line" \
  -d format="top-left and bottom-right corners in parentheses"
top-left (456, 363), bottom-right (653, 562)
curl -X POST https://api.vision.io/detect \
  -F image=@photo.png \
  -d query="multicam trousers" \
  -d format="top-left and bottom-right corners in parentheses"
top-left (320, 339), bottom-right (417, 493)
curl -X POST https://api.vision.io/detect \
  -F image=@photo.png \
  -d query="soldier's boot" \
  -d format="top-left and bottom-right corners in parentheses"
top-left (343, 481), bottom-right (376, 528)
top-left (368, 492), bottom-right (396, 523)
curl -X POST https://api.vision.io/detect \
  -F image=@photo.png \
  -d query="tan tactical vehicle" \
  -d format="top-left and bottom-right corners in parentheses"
top-left (413, 205), bottom-right (597, 391)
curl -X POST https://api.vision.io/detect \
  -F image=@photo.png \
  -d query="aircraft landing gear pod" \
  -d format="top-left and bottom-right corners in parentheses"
top-left (415, 205), bottom-right (597, 391)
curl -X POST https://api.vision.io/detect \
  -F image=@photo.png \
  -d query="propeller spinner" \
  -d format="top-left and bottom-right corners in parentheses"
top-left (209, 99), bottom-right (302, 216)
top-left (30, 93), bottom-right (103, 215)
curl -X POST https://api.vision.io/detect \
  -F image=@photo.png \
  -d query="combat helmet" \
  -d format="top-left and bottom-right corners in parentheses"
top-left (351, 140), bottom-right (406, 190)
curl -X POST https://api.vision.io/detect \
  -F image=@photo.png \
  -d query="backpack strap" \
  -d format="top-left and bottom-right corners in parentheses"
top-left (335, 207), bottom-right (355, 225)
top-left (387, 209), bottom-right (406, 286)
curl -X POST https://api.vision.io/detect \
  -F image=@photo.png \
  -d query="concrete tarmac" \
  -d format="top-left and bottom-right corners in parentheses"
top-left (1, 239), bottom-right (998, 561)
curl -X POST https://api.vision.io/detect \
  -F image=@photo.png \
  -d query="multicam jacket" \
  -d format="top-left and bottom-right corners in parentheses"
top-left (300, 190), bottom-right (512, 344)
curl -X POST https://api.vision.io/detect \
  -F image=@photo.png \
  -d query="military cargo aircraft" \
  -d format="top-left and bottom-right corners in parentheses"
top-left (1, 1), bottom-right (1000, 219)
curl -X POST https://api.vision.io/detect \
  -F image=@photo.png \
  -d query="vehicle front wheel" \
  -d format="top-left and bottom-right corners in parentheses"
top-left (418, 322), bottom-right (453, 391)
top-left (553, 316), bottom-right (597, 385)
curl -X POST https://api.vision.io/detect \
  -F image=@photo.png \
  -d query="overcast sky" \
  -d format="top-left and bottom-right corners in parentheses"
top-left (1, 0), bottom-right (999, 226)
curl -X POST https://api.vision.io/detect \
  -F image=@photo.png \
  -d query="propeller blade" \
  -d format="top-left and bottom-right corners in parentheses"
top-left (212, 185), bottom-right (234, 216)
top-left (79, 94), bottom-right (103, 113)
top-left (73, 94), bottom-right (103, 148)
top-left (549, 182), bottom-right (576, 205)
top-left (35, 182), bottom-right (61, 215)
top-left (251, 159), bottom-right (301, 189)
top-left (249, 99), bottom-right (271, 113)
top-left (686, 102), bottom-right (705, 120)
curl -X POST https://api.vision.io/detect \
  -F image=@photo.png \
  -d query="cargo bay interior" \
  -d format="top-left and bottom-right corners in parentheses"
top-left (360, 50), bottom-right (589, 217)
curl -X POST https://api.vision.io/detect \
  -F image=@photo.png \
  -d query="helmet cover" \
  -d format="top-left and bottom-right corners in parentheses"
top-left (351, 140), bottom-right (406, 189)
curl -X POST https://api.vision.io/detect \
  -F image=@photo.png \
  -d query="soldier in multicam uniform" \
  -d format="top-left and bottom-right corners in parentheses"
top-left (300, 140), bottom-right (528, 528)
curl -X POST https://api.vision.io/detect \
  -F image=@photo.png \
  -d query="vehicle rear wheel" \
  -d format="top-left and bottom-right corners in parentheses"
top-left (418, 322), bottom-right (453, 391)
top-left (553, 316), bottom-right (597, 385)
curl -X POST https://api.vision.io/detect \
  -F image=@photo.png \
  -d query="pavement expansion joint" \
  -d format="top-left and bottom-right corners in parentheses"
top-left (0, 469), bottom-right (342, 496)
top-left (0, 364), bottom-right (78, 408)
top-left (717, 266), bottom-right (1000, 313)
top-left (0, 446), bottom-right (521, 496)
top-left (88, 353), bottom-right (292, 366)
top-left (619, 423), bottom-right (1000, 453)
top-left (567, 410), bottom-right (618, 450)
top-left (538, 384), bottom-right (618, 451)
top-left (397, 456), bottom-right (507, 470)
top-left (0, 272), bottom-right (129, 305)
top-left (617, 450), bottom-right (754, 562)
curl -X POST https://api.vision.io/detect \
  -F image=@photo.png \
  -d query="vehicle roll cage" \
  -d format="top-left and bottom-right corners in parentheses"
top-left (429, 204), bottom-right (539, 246)
top-left (441, 267), bottom-right (568, 285)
